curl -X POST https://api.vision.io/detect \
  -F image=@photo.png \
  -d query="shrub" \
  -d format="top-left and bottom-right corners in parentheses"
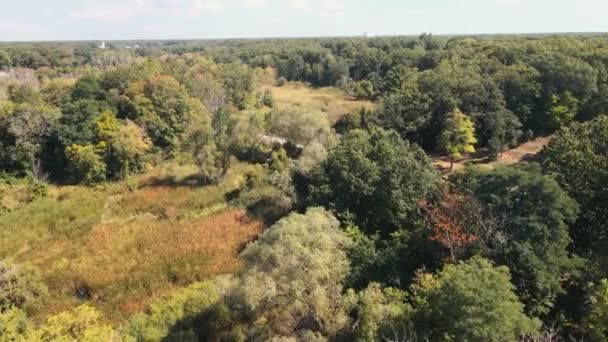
top-left (65, 144), bottom-right (106, 184)
top-left (276, 77), bottom-right (287, 87)
top-left (122, 280), bottom-right (223, 341)
top-left (32, 305), bottom-right (117, 341)
top-left (586, 279), bottom-right (608, 341)
top-left (0, 260), bottom-right (48, 313)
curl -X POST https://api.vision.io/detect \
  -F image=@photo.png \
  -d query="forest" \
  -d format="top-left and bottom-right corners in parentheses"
top-left (1, 34), bottom-right (608, 341)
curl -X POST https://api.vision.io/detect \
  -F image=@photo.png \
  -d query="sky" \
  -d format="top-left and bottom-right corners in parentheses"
top-left (1, 0), bottom-right (608, 41)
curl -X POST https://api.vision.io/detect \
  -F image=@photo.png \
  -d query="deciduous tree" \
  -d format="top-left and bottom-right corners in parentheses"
top-left (438, 108), bottom-right (477, 170)
top-left (411, 256), bottom-right (540, 341)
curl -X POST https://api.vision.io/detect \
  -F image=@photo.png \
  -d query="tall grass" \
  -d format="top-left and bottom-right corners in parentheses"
top-left (266, 82), bottom-right (375, 122)
top-left (0, 163), bottom-right (266, 323)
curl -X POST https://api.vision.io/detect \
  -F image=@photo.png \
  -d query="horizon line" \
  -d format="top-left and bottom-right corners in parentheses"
top-left (1, 31), bottom-right (608, 44)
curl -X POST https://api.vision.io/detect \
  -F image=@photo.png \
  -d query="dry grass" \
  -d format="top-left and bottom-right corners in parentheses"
top-left (0, 163), bottom-right (267, 323)
top-left (28, 209), bottom-right (263, 322)
top-left (264, 82), bottom-right (375, 123)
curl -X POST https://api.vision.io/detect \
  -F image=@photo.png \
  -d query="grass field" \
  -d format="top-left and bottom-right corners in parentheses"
top-left (0, 163), bottom-right (266, 323)
top-left (264, 82), bottom-right (375, 123)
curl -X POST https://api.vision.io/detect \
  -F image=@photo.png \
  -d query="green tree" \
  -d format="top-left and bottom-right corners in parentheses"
top-left (234, 208), bottom-right (352, 339)
top-left (454, 164), bottom-right (581, 316)
top-left (547, 91), bottom-right (578, 130)
top-left (7, 84), bottom-right (42, 104)
top-left (65, 144), bottom-right (106, 184)
top-left (350, 284), bottom-right (412, 342)
top-left (439, 108), bottom-right (477, 170)
top-left (186, 119), bottom-right (220, 184)
top-left (41, 78), bottom-right (74, 108)
top-left (56, 99), bottom-right (107, 146)
top-left (310, 129), bottom-right (440, 235)
top-left (212, 107), bottom-right (236, 181)
top-left (142, 75), bottom-right (198, 150)
top-left (219, 62), bottom-right (255, 110)
top-left (580, 85), bottom-right (608, 120)
top-left (539, 116), bottom-right (608, 264)
top-left (71, 74), bottom-right (104, 101)
top-left (108, 120), bottom-right (151, 179)
top-left (411, 256), bottom-right (540, 342)
top-left (496, 62), bottom-right (541, 131)
top-left (484, 108), bottom-right (522, 158)
top-left (269, 105), bottom-right (333, 146)
top-left (5, 104), bottom-right (61, 174)
top-left (586, 279), bottom-right (608, 341)
top-left (378, 72), bottom-right (433, 143)
top-left (353, 80), bottom-right (375, 99)
top-left (0, 49), bottom-right (11, 69)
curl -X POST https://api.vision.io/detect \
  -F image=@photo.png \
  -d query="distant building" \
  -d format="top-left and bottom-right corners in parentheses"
top-left (98, 41), bottom-right (106, 49)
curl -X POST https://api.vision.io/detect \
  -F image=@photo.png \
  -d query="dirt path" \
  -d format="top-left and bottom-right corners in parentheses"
top-left (433, 136), bottom-right (551, 173)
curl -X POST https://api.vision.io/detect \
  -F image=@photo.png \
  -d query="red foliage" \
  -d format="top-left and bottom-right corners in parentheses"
top-left (420, 192), bottom-right (479, 263)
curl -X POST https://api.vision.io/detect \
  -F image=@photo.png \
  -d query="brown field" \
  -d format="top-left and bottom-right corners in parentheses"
top-left (30, 209), bottom-right (263, 322)
top-left (0, 163), bottom-right (266, 323)
top-left (264, 82), bottom-right (375, 122)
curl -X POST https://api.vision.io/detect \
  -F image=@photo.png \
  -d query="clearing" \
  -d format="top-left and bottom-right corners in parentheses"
top-left (433, 136), bottom-right (552, 173)
top-left (264, 82), bottom-right (375, 122)
top-left (0, 163), bottom-right (267, 323)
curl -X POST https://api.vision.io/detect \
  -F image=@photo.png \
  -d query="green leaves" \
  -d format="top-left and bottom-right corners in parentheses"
top-left (310, 129), bottom-right (439, 235)
top-left (454, 164), bottom-right (580, 316)
top-left (540, 116), bottom-right (608, 260)
top-left (411, 257), bottom-right (540, 342)
top-left (237, 208), bottom-right (352, 337)
top-left (439, 108), bottom-right (477, 167)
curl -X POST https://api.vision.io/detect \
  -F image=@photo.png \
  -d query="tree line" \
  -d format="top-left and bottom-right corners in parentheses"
top-left (1, 34), bottom-right (608, 341)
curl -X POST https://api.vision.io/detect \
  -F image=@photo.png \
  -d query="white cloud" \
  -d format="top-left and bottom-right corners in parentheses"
top-left (0, 20), bottom-right (55, 41)
top-left (69, 3), bottom-right (136, 21)
top-left (287, 0), bottom-right (312, 12)
top-left (69, 0), bottom-right (223, 21)
top-left (495, 0), bottom-right (525, 5)
top-left (193, 0), bottom-right (225, 12)
top-left (319, 0), bottom-right (345, 18)
top-left (287, 0), bottom-right (345, 18)
top-left (42, 9), bottom-right (55, 17)
top-left (239, 0), bottom-right (268, 8)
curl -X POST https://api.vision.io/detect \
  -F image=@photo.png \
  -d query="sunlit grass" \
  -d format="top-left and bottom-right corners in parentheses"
top-left (265, 82), bottom-right (375, 123)
top-left (0, 162), bottom-right (267, 323)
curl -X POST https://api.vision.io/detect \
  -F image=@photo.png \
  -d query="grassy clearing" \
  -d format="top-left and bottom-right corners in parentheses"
top-left (264, 82), bottom-right (375, 123)
top-left (0, 162), bottom-right (266, 323)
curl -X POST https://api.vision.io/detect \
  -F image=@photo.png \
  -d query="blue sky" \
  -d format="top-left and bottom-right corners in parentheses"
top-left (1, 0), bottom-right (608, 41)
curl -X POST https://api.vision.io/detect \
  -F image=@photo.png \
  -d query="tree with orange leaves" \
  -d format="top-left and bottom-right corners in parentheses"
top-left (420, 191), bottom-right (479, 263)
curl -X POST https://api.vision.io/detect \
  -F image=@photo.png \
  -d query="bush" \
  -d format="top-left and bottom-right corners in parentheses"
top-left (65, 144), bottom-right (106, 184)
top-left (32, 305), bottom-right (117, 341)
top-left (586, 279), bottom-right (608, 341)
top-left (0, 259), bottom-right (48, 313)
top-left (122, 280), bottom-right (223, 341)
